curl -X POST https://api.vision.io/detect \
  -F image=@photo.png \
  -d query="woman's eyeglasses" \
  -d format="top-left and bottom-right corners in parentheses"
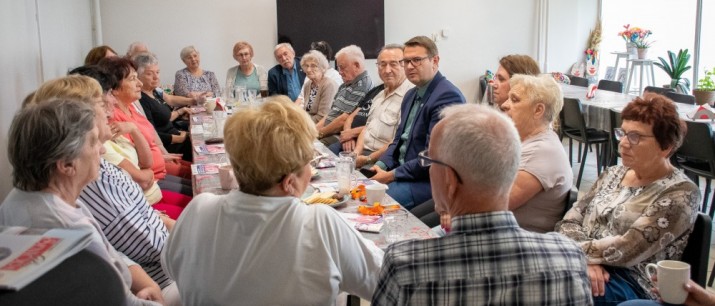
top-left (614, 128), bottom-right (655, 145)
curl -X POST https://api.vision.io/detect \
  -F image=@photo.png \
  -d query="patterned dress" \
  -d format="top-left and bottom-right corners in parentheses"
top-left (556, 165), bottom-right (700, 298)
top-left (173, 68), bottom-right (221, 98)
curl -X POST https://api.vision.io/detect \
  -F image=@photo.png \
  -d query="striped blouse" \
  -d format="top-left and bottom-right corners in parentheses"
top-left (80, 158), bottom-right (171, 288)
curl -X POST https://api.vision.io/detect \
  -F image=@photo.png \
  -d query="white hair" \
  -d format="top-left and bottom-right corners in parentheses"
top-left (274, 43), bottom-right (295, 54)
top-left (435, 104), bottom-right (521, 195)
top-left (509, 74), bottom-right (564, 123)
top-left (126, 42), bottom-right (148, 57)
top-left (180, 45), bottom-right (198, 61)
top-left (335, 45), bottom-right (365, 67)
top-left (301, 50), bottom-right (329, 72)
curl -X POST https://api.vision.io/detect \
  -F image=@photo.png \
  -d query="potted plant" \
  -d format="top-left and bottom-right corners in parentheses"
top-left (654, 49), bottom-right (691, 94)
top-left (634, 40), bottom-right (653, 59)
top-left (693, 68), bottom-right (715, 105)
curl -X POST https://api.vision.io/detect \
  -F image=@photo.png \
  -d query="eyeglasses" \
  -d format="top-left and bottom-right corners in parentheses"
top-left (418, 150), bottom-right (462, 183)
top-left (614, 128), bottom-right (656, 145)
top-left (399, 56), bottom-right (430, 67)
top-left (302, 64), bottom-right (320, 70)
top-left (376, 61), bottom-right (401, 69)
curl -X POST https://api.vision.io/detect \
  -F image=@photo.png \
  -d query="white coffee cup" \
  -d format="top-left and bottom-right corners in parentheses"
top-left (205, 98), bottom-right (217, 114)
top-left (219, 165), bottom-right (238, 190)
top-left (646, 260), bottom-right (690, 304)
top-left (365, 183), bottom-right (388, 205)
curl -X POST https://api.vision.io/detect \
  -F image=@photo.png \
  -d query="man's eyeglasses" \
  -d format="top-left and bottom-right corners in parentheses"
top-left (614, 128), bottom-right (655, 145)
top-left (399, 56), bottom-right (430, 67)
top-left (376, 61), bottom-right (401, 69)
top-left (418, 150), bottom-right (462, 183)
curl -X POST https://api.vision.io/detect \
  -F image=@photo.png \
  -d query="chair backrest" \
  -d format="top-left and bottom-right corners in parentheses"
top-left (608, 109), bottom-right (623, 166)
top-left (676, 120), bottom-right (715, 163)
top-left (562, 185), bottom-right (579, 218)
top-left (479, 75), bottom-right (487, 101)
top-left (681, 212), bottom-right (712, 287)
top-left (568, 75), bottom-right (589, 87)
top-left (598, 79), bottom-right (624, 93)
top-left (562, 98), bottom-right (587, 135)
top-left (644, 86), bottom-right (675, 95)
top-left (665, 91), bottom-right (696, 105)
top-left (0, 250), bottom-right (126, 305)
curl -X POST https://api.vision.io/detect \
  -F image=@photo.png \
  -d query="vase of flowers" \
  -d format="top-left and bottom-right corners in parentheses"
top-left (619, 24), bottom-right (652, 58)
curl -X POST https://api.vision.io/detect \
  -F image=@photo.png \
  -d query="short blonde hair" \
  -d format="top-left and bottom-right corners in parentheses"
top-left (28, 75), bottom-right (102, 108)
top-left (509, 74), bottom-right (564, 124)
top-left (233, 41), bottom-right (254, 57)
top-left (224, 96), bottom-right (317, 194)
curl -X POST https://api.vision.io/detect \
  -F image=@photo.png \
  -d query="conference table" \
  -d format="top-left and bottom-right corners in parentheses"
top-left (560, 84), bottom-right (712, 131)
top-left (189, 105), bottom-right (438, 250)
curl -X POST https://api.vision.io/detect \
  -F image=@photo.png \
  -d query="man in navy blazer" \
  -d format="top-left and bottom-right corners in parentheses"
top-left (267, 43), bottom-right (306, 101)
top-left (369, 36), bottom-right (465, 209)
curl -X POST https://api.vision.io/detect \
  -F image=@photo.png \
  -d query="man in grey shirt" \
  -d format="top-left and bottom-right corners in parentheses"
top-left (316, 45), bottom-right (372, 146)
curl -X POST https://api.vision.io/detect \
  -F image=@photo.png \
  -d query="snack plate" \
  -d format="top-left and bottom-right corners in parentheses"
top-left (301, 187), bottom-right (348, 208)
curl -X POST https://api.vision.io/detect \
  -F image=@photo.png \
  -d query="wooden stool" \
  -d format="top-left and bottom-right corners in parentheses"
top-left (625, 59), bottom-right (656, 95)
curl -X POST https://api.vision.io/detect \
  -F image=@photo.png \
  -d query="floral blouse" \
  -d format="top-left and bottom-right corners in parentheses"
top-left (173, 68), bottom-right (221, 98)
top-left (556, 165), bottom-right (700, 297)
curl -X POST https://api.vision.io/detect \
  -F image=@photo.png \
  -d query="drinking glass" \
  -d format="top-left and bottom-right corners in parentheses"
top-left (339, 151), bottom-right (357, 169)
top-left (336, 157), bottom-right (357, 195)
top-left (382, 208), bottom-right (408, 244)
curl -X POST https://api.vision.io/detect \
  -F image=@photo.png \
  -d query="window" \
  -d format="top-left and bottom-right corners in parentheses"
top-left (600, 0), bottom-right (697, 91)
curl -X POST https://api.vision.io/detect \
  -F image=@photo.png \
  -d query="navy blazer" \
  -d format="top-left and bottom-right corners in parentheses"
top-left (267, 57), bottom-right (306, 98)
top-left (379, 71), bottom-right (465, 202)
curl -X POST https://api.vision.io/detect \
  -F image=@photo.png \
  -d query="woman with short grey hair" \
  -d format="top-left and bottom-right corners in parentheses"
top-left (133, 52), bottom-right (195, 161)
top-left (299, 50), bottom-right (339, 123)
top-left (173, 45), bottom-right (221, 98)
top-left (0, 99), bottom-right (166, 305)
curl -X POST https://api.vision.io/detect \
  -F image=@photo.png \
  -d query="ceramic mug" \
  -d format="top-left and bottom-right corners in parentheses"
top-left (645, 260), bottom-right (690, 304)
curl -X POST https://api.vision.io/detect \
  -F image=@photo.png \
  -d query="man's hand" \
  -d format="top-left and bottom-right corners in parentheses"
top-left (355, 155), bottom-right (369, 168)
top-left (341, 140), bottom-right (356, 152)
top-left (587, 264), bottom-right (610, 297)
top-left (684, 280), bottom-right (715, 306)
top-left (371, 166), bottom-right (395, 184)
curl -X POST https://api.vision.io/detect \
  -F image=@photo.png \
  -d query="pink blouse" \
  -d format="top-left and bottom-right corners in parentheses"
top-left (111, 103), bottom-right (167, 180)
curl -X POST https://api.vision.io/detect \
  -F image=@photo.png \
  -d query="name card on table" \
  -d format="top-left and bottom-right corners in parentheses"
top-left (338, 212), bottom-right (384, 233)
top-left (687, 104), bottom-right (715, 120)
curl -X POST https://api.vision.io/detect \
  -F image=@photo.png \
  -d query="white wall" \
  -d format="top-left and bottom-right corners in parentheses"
top-left (545, 0), bottom-right (600, 74)
top-left (0, 0), bottom-right (94, 201)
top-left (0, 0), bottom-right (597, 201)
top-left (100, 0), bottom-right (597, 104)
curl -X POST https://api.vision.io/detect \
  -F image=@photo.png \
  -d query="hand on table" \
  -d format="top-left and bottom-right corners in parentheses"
top-left (587, 264), bottom-right (610, 297)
